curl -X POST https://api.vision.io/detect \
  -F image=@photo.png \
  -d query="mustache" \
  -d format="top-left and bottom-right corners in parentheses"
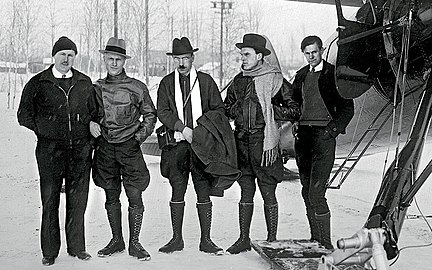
top-left (179, 65), bottom-right (186, 69)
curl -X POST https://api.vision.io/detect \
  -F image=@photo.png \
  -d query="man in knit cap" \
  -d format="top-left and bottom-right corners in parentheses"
top-left (18, 36), bottom-right (95, 266)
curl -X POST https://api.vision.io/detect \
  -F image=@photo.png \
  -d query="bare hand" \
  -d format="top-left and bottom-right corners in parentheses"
top-left (182, 127), bottom-right (193, 143)
top-left (90, 121), bottom-right (101, 138)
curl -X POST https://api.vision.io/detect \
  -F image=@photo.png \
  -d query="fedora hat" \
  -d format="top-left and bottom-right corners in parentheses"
top-left (99, 37), bottom-right (131, 59)
top-left (235, 33), bottom-right (271, 56)
top-left (166, 37), bottom-right (199, 56)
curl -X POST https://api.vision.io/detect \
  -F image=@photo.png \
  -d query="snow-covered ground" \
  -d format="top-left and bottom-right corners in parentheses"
top-left (1, 92), bottom-right (431, 270)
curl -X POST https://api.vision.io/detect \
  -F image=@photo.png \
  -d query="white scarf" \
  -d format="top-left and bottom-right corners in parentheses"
top-left (174, 66), bottom-right (202, 141)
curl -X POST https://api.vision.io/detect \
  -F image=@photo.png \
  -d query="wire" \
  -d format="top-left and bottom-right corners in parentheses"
top-left (389, 180), bottom-right (432, 266)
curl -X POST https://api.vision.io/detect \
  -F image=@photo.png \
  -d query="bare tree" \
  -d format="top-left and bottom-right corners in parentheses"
top-left (245, 0), bottom-right (263, 32)
top-left (81, 0), bottom-right (111, 78)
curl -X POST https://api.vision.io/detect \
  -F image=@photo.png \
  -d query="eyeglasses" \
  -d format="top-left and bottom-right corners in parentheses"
top-left (173, 56), bottom-right (191, 62)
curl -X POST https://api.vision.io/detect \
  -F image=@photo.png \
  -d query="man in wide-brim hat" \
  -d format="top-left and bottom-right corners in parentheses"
top-left (157, 36), bottom-right (226, 255)
top-left (90, 36), bottom-right (156, 261)
top-left (224, 33), bottom-right (301, 254)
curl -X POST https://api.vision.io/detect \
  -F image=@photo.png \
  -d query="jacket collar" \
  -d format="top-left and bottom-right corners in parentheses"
top-left (105, 69), bottom-right (128, 82)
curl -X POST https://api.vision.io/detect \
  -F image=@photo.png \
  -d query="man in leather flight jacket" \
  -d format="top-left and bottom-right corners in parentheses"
top-left (90, 37), bottom-right (156, 261)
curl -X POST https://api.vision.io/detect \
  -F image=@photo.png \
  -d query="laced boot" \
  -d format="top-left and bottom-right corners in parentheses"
top-left (227, 203), bottom-right (254, 254)
top-left (159, 201), bottom-right (185, 253)
top-left (98, 202), bottom-right (125, 257)
top-left (264, 203), bottom-right (278, 242)
top-left (128, 206), bottom-right (151, 261)
top-left (315, 211), bottom-right (334, 250)
top-left (306, 208), bottom-right (319, 241)
top-left (196, 202), bottom-right (223, 255)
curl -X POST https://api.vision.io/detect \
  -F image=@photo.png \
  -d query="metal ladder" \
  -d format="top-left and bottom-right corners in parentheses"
top-left (327, 101), bottom-right (392, 189)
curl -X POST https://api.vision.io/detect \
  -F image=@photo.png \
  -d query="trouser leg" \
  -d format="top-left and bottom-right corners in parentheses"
top-left (65, 143), bottom-right (91, 254)
top-left (37, 142), bottom-right (64, 258)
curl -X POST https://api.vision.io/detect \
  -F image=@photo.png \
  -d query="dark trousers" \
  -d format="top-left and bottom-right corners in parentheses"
top-left (160, 141), bottom-right (212, 203)
top-left (92, 137), bottom-right (150, 208)
top-left (36, 138), bottom-right (92, 257)
top-left (235, 130), bottom-right (282, 205)
top-left (295, 126), bottom-right (336, 215)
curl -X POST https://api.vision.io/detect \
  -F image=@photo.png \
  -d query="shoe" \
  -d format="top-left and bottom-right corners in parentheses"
top-left (42, 256), bottom-right (55, 266)
top-left (97, 237), bottom-right (125, 257)
top-left (69, 251), bottom-right (92, 260)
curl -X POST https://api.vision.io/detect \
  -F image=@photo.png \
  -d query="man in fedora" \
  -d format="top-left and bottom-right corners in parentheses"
top-left (18, 36), bottom-right (94, 265)
top-left (157, 37), bottom-right (225, 255)
top-left (90, 37), bottom-right (156, 261)
top-left (224, 33), bottom-right (300, 254)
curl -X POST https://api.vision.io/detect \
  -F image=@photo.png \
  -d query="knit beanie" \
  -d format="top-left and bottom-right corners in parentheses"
top-left (52, 36), bottom-right (78, 56)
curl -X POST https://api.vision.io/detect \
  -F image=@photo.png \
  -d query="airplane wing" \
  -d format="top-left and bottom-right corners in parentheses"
top-left (283, 0), bottom-right (364, 7)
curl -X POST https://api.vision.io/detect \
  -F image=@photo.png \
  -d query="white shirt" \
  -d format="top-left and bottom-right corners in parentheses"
top-left (309, 60), bottom-right (323, 72)
top-left (52, 66), bottom-right (73, 78)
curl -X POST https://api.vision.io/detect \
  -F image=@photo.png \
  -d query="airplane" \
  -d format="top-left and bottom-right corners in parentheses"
top-left (246, 0), bottom-right (432, 269)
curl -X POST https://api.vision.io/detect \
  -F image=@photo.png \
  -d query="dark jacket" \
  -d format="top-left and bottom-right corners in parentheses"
top-left (292, 61), bottom-right (354, 137)
top-left (224, 72), bottom-right (301, 132)
top-left (17, 65), bottom-right (96, 143)
top-left (192, 110), bottom-right (241, 190)
top-left (94, 71), bottom-right (157, 144)
top-left (157, 71), bottom-right (225, 131)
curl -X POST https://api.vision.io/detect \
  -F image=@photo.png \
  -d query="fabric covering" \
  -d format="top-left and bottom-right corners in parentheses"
top-left (191, 110), bottom-right (241, 190)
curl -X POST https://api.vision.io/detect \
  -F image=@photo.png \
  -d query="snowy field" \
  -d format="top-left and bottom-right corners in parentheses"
top-left (1, 91), bottom-right (431, 270)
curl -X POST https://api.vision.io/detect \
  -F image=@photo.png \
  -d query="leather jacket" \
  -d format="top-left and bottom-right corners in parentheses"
top-left (224, 72), bottom-right (300, 133)
top-left (94, 70), bottom-right (156, 144)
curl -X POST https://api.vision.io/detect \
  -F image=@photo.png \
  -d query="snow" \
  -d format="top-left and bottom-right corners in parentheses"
top-left (1, 92), bottom-right (431, 270)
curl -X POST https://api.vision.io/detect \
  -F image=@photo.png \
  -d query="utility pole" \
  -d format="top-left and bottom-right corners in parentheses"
top-left (114, 0), bottom-right (118, 38)
top-left (211, 1), bottom-right (233, 88)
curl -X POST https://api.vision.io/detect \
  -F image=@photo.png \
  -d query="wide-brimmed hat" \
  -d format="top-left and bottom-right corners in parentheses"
top-left (235, 33), bottom-right (271, 56)
top-left (166, 37), bottom-right (199, 56)
top-left (99, 37), bottom-right (131, 59)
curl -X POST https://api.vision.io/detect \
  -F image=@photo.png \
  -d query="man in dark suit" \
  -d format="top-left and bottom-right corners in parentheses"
top-left (292, 35), bottom-right (354, 249)
top-left (157, 37), bottom-right (225, 255)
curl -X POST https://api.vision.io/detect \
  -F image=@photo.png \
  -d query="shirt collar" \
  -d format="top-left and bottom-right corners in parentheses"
top-left (309, 60), bottom-right (323, 72)
top-left (52, 66), bottom-right (73, 78)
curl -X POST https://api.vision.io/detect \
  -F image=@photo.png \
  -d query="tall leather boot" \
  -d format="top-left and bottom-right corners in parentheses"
top-left (315, 211), bottom-right (334, 250)
top-left (264, 203), bottom-right (278, 242)
top-left (159, 201), bottom-right (185, 253)
top-left (128, 206), bottom-right (151, 261)
top-left (196, 202), bottom-right (223, 254)
top-left (306, 208), bottom-right (319, 241)
top-left (98, 202), bottom-right (126, 257)
top-left (226, 203), bottom-right (254, 254)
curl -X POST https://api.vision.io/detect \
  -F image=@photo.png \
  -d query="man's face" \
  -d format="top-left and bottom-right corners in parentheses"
top-left (303, 43), bottom-right (323, 68)
top-left (240, 47), bottom-right (262, 70)
top-left (173, 53), bottom-right (194, 76)
top-left (103, 53), bottom-right (126, 76)
top-left (53, 50), bottom-right (75, 74)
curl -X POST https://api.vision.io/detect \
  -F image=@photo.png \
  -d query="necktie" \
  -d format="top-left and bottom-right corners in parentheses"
top-left (62, 74), bottom-right (66, 78)
top-left (311, 67), bottom-right (315, 73)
